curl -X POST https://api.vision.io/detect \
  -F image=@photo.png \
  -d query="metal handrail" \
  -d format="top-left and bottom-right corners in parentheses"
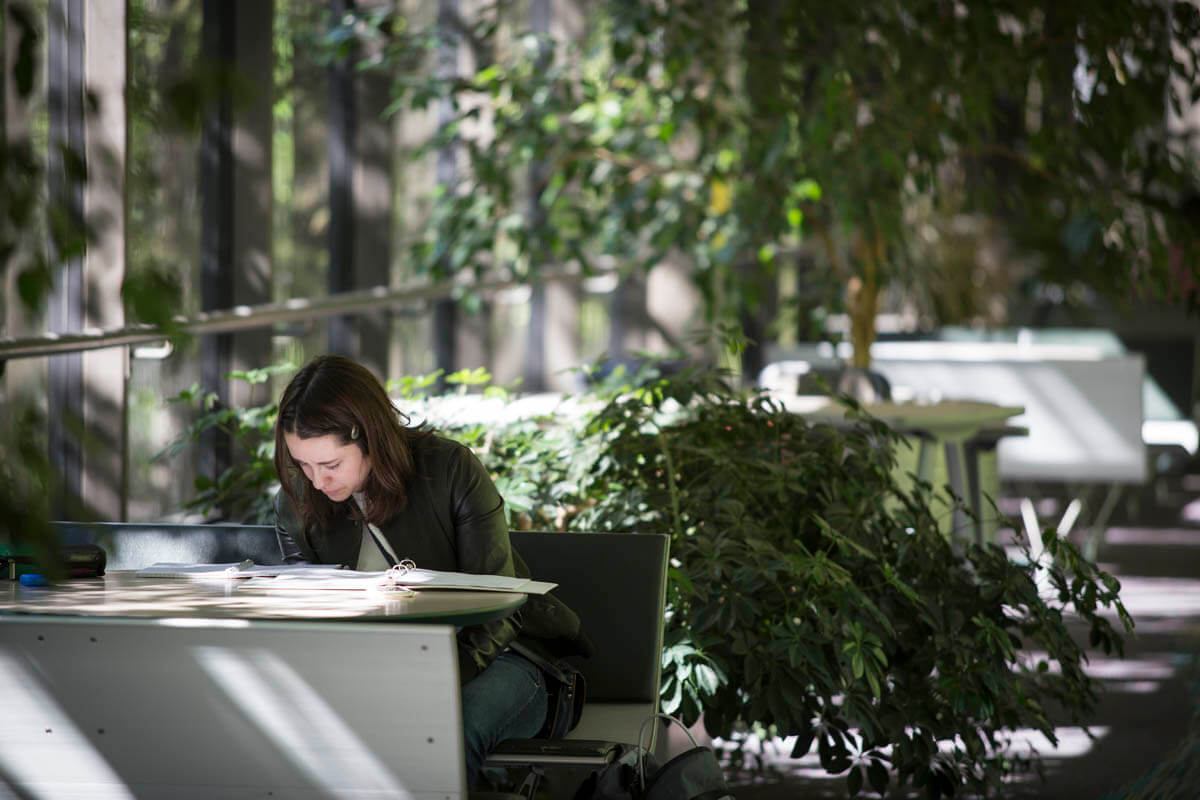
top-left (0, 268), bottom-right (584, 360)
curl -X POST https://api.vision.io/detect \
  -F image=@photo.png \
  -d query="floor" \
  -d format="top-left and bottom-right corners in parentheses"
top-left (718, 477), bottom-right (1200, 800)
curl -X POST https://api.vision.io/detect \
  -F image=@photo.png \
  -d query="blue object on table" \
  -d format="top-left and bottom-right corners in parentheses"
top-left (19, 574), bottom-right (48, 587)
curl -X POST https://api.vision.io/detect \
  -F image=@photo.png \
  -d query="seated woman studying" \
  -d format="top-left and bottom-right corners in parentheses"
top-left (272, 354), bottom-right (591, 787)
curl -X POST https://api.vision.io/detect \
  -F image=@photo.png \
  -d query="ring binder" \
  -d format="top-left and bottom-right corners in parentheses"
top-left (387, 560), bottom-right (418, 580)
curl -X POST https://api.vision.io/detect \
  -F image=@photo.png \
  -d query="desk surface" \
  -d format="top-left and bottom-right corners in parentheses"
top-left (0, 572), bottom-right (526, 626)
top-left (772, 394), bottom-right (1025, 440)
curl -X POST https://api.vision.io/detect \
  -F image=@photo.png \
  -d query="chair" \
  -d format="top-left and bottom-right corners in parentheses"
top-left (482, 531), bottom-right (671, 794)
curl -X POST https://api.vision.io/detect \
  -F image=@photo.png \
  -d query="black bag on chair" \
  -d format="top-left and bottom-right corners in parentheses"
top-left (509, 641), bottom-right (587, 739)
top-left (539, 659), bottom-right (587, 739)
top-left (572, 713), bottom-right (734, 800)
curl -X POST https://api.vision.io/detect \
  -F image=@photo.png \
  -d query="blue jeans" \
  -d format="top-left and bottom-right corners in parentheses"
top-left (461, 650), bottom-right (548, 788)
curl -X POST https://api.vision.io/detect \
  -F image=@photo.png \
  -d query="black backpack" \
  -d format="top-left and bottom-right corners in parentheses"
top-left (572, 714), bottom-right (734, 800)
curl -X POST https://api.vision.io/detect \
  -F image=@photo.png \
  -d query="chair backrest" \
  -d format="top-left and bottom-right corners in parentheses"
top-left (54, 521), bottom-right (284, 569)
top-left (509, 531), bottom-right (670, 708)
top-left (0, 615), bottom-right (466, 797)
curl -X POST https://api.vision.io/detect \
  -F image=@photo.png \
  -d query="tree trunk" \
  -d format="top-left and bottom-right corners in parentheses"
top-left (848, 227), bottom-right (883, 369)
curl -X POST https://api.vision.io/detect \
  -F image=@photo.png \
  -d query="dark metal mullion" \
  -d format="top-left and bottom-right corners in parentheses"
top-left (200, 0), bottom-right (235, 489)
top-left (523, 0), bottom-right (551, 393)
top-left (327, 0), bottom-right (356, 356)
top-left (431, 0), bottom-right (459, 381)
top-left (47, 0), bottom-right (86, 516)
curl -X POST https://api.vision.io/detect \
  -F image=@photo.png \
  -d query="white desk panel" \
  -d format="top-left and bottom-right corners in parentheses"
top-left (0, 616), bottom-right (464, 799)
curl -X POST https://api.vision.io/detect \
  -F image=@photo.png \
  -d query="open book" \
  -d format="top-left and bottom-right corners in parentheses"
top-left (240, 564), bottom-right (557, 595)
top-left (135, 561), bottom-right (556, 594)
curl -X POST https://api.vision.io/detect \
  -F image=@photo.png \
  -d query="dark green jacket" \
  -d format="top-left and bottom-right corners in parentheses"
top-left (274, 434), bottom-right (591, 684)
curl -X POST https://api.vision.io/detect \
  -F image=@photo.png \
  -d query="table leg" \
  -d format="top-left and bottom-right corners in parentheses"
top-left (943, 440), bottom-right (972, 543)
top-left (1084, 484), bottom-right (1124, 562)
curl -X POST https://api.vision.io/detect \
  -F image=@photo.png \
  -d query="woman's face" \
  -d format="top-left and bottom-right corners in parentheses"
top-left (284, 432), bottom-right (371, 502)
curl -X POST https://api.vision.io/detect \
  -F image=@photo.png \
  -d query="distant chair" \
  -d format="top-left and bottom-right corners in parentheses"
top-left (483, 531), bottom-right (671, 795)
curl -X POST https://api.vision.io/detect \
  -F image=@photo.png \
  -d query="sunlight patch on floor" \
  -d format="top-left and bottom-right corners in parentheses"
top-left (713, 724), bottom-right (1109, 780)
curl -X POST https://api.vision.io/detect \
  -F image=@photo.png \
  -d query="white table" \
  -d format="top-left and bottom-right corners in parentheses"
top-left (773, 394), bottom-right (1026, 542)
top-left (0, 571), bottom-right (527, 626)
top-left (0, 575), bottom-right (528, 799)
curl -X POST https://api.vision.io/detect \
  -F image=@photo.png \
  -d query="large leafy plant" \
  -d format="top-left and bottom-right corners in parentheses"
top-left (565, 368), bottom-right (1132, 798)
top-left (169, 362), bottom-right (1132, 797)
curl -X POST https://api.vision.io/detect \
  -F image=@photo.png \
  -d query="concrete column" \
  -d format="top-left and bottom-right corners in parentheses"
top-left (328, 0), bottom-right (356, 357)
top-left (608, 273), bottom-right (648, 359)
top-left (543, 279), bottom-right (581, 391)
top-left (431, 0), bottom-right (461, 380)
top-left (46, 0), bottom-right (86, 517)
top-left (525, 0), bottom-right (585, 392)
top-left (80, 0), bottom-right (128, 520)
top-left (646, 253), bottom-right (704, 360)
top-left (353, 1), bottom-right (394, 378)
top-left (229, 0), bottom-right (273, 408)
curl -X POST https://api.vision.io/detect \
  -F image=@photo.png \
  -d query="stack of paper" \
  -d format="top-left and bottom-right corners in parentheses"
top-left (134, 561), bottom-right (347, 580)
top-left (238, 570), bottom-right (414, 594)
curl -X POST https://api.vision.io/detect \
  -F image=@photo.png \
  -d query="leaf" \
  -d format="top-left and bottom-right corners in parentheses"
top-left (847, 765), bottom-right (863, 796)
top-left (817, 732), bottom-right (833, 768)
top-left (669, 566), bottom-right (695, 595)
top-left (790, 727), bottom-right (815, 758)
top-left (661, 674), bottom-right (682, 715)
top-left (16, 265), bottom-right (52, 311)
top-left (693, 663), bottom-right (720, 696)
top-left (866, 669), bottom-right (881, 699)
top-left (10, 3), bottom-right (38, 96)
top-left (867, 759), bottom-right (890, 794)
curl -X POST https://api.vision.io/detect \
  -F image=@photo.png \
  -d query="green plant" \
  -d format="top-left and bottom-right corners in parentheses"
top-left (169, 362), bottom-right (1132, 797)
top-left (157, 363), bottom-right (296, 523)
top-left (564, 369), bottom-right (1131, 797)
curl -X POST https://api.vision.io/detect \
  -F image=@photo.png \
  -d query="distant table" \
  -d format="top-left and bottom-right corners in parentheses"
top-left (771, 394), bottom-right (1027, 542)
top-left (0, 572), bottom-right (527, 626)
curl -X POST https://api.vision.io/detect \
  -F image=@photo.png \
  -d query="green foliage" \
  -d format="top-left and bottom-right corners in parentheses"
top-left (169, 361), bottom-right (1132, 797)
top-left (0, 404), bottom-right (61, 578)
top-left (564, 368), bottom-right (1131, 797)
top-left (2, 3), bottom-right (78, 316)
top-left (332, 1), bottom-right (1200, 364)
top-left (156, 363), bottom-right (296, 523)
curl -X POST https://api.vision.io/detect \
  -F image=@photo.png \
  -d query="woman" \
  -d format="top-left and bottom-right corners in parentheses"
top-left (272, 354), bottom-right (590, 787)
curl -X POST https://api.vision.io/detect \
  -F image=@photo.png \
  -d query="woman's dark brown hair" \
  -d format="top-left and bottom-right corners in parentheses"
top-left (274, 355), bottom-right (429, 530)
